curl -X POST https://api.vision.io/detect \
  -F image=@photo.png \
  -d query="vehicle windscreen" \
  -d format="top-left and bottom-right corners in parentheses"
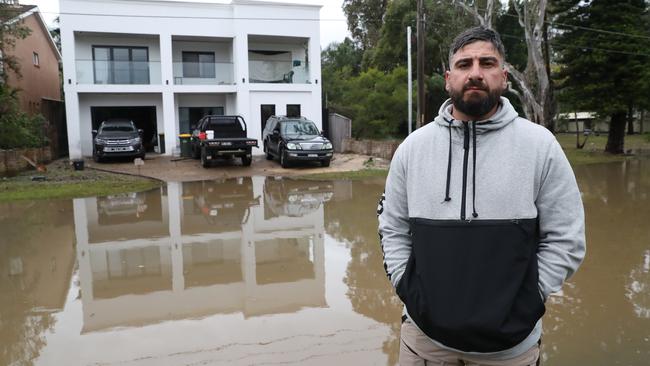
top-left (281, 121), bottom-right (319, 137)
top-left (100, 124), bottom-right (136, 133)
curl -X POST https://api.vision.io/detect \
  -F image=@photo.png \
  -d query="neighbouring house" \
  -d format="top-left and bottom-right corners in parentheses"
top-left (60, 0), bottom-right (323, 159)
top-left (557, 111), bottom-right (649, 134)
top-left (1, 0), bottom-right (62, 115)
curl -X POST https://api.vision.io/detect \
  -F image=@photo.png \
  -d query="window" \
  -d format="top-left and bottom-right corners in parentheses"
top-left (93, 46), bottom-right (149, 84)
top-left (286, 104), bottom-right (301, 118)
top-left (182, 52), bottom-right (215, 78)
top-left (32, 52), bottom-right (39, 67)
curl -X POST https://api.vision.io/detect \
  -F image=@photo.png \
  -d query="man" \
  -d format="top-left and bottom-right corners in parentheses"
top-left (377, 26), bottom-right (585, 365)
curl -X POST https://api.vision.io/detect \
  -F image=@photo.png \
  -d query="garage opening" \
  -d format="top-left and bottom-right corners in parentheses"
top-left (91, 106), bottom-right (158, 152)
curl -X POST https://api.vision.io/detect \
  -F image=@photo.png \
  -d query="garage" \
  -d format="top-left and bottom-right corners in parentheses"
top-left (91, 106), bottom-right (158, 152)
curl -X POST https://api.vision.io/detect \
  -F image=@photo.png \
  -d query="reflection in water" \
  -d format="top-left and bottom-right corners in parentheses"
top-left (540, 159), bottom-right (650, 365)
top-left (2, 160), bottom-right (649, 365)
top-left (75, 177), bottom-right (327, 332)
top-left (0, 201), bottom-right (76, 366)
top-left (324, 178), bottom-right (404, 366)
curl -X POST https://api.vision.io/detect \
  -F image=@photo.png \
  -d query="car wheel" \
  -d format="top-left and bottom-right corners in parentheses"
top-left (264, 143), bottom-right (273, 160)
top-left (320, 159), bottom-right (331, 167)
top-left (201, 148), bottom-right (210, 168)
top-left (241, 155), bottom-right (252, 166)
top-left (280, 148), bottom-right (291, 168)
top-left (93, 152), bottom-right (101, 163)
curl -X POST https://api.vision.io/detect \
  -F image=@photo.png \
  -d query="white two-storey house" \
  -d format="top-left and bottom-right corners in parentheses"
top-left (61, 0), bottom-right (322, 158)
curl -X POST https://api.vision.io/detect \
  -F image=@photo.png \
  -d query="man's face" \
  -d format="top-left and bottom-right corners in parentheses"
top-left (445, 41), bottom-right (508, 120)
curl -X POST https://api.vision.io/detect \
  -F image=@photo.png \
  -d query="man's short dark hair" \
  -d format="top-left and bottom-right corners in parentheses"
top-left (448, 26), bottom-right (506, 67)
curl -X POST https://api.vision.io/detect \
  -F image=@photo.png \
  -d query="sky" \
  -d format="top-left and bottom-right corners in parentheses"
top-left (20, 0), bottom-right (350, 49)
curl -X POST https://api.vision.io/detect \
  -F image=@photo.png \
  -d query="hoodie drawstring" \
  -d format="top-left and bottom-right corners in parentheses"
top-left (444, 119), bottom-right (453, 202)
top-left (442, 118), bottom-right (479, 219)
top-left (472, 121), bottom-right (479, 218)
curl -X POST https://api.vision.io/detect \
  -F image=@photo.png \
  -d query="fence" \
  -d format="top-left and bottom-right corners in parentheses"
top-left (327, 113), bottom-right (352, 153)
top-left (1, 147), bottom-right (52, 175)
top-left (341, 138), bottom-right (402, 160)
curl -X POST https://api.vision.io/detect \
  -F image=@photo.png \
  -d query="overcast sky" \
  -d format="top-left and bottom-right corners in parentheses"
top-left (20, 0), bottom-right (350, 49)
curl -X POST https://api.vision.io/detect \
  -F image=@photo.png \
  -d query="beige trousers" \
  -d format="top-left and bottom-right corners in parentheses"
top-left (399, 319), bottom-right (540, 366)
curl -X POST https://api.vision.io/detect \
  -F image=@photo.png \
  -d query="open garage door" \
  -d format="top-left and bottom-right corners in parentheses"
top-left (91, 106), bottom-right (157, 152)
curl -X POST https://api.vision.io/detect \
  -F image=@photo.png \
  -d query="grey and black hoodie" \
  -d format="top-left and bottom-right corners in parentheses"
top-left (378, 97), bottom-right (586, 359)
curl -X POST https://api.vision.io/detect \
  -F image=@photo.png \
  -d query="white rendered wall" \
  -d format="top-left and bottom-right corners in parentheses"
top-left (61, 0), bottom-right (322, 158)
top-left (77, 93), bottom-right (163, 156)
top-left (248, 91), bottom-right (318, 143)
top-left (176, 94), bottom-right (228, 108)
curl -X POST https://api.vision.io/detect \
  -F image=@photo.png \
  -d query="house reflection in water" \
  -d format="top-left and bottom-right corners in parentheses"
top-left (73, 177), bottom-right (328, 332)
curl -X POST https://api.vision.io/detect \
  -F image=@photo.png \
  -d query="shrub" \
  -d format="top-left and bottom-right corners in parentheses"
top-left (0, 85), bottom-right (48, 149)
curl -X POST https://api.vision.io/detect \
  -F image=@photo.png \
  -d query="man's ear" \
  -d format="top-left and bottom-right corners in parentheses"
top-left (502, 69), bottom-right (508, 89)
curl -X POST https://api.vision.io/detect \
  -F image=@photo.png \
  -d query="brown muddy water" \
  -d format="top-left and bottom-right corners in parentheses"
top-left (0, 160), bottom-right (648, 366)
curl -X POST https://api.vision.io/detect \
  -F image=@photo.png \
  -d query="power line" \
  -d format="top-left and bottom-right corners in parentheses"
top-left (18, 7), bottom-right (650, 41)
top-left (500, 33), bottom-right (650, 58)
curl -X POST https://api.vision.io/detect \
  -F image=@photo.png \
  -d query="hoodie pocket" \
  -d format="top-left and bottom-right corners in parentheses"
top-left (397, 218), bottom-right (545, 353)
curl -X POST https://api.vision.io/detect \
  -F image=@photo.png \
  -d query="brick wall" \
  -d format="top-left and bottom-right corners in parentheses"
top-left (0, 147), bottom-right (52, 175)
top-left (341, 138), bottom-right (402, 160)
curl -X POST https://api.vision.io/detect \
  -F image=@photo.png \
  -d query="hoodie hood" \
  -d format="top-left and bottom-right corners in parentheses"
top-left (434, 96), bottom-right (519, 134)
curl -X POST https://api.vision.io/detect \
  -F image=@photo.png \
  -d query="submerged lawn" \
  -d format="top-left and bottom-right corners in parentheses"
top-left (0, 160), bottom-right (161, 202)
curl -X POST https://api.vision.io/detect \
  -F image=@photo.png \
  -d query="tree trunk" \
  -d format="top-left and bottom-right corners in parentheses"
top-left (627, 103), bottom-right (635, 135)
top-left (605, 111), bottom-right (627, 154)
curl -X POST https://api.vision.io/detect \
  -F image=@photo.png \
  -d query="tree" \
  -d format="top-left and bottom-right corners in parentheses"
top-left (0, 2), bottom-right (32, 81)
top-left (555, 0), bottom-right (650, 154)
top-left (342, 0), bottom-right (389, 51)
top-left (0, 3), bottom-right (46, 149)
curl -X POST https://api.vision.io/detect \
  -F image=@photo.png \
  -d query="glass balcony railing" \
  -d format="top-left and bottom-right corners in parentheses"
top-left (75, 60), bottom-right (162, 85)
top-left (173, 62), bottom-right (234, 85)
top-left (248, 60), bottom-right (310, 84)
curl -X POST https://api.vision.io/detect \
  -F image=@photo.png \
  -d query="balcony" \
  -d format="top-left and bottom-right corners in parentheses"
top-left (248, 35), bottom-right (311, 84)
top-left (172, 36), bottom-right (234, 86)
top-left (76, 60), bottom-right (162, 85)
top-left (248, 60), bottom-right (309, 84)
top-left (173, 61), bottom-right (233, 85)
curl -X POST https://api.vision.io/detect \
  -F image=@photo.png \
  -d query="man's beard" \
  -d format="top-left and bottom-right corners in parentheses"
top-left (449, 81), bottom-right (502, 120)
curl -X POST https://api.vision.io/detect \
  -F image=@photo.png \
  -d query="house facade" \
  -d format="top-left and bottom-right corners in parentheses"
top-left (1, 2), bottom-right (62, 115)
top-left (61, 0), bottom-right (322, 159)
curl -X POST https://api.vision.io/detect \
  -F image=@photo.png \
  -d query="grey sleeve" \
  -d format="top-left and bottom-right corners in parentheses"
top-left (536, 140), bottom-right (586, 301)
top-left (378, 145), bottom-right (412, 288)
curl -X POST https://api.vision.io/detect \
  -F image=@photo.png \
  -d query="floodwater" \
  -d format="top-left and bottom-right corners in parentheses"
top-left (0, 160), bottom-right (648, 365)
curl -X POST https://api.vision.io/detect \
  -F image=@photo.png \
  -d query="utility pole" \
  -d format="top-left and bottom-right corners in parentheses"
top-left (407, 26), bottom-right (412, 135)
top-left (416, 0), bottom-right (426, 129)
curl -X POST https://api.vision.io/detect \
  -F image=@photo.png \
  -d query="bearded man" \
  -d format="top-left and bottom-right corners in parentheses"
top-left (377, 26), bottom-right (586, 365)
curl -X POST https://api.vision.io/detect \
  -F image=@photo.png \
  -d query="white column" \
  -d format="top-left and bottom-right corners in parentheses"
top-left (233, 33), bottom-right (251, 122)
top-left (308, 37), bottom-right (323, 129)
top-left (163, 92), bottom-right (177, 156)
top-left (65, 92), bottom-right (82, 159)
top-left (160, 33), bottom-right (177, 156)
top-left (159, 33), bottom-right (174, 88)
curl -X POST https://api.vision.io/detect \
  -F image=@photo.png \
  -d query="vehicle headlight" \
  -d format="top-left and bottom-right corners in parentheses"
top-left (287, 142), bottom-right (300, 150)
top-left (95, 138), bottom-right (107, 145)
top-left (129, 137), bottom-right (142, 144)
top-left (323, 142), bottom-right (333, 150)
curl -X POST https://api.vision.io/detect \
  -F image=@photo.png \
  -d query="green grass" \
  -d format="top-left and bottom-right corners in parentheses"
top-left (0, 160), bottom-right (162, 202)
top-left (297, 168), bottom-right (388, 181)
top-left (555, 133), bottom-right (650, 166)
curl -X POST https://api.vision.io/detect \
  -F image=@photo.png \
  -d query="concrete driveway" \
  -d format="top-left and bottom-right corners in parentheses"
top-left (85, 153), bottom-right (387, 182)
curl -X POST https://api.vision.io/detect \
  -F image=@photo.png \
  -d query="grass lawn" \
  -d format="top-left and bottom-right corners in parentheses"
top-left (555, 133), bottom-right (650, 165)
top-left (0, 160), bottom-right (162, 202)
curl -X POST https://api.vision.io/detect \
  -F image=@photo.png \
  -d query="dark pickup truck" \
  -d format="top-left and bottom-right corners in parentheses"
top-left (190, 115), bottom-right (258, 167)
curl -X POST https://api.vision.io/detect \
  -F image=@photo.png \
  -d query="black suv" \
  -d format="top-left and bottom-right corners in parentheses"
top-left (262, 116), bottom-right (333, 168)
top-left (92, 119), bottom-right (145, 162)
